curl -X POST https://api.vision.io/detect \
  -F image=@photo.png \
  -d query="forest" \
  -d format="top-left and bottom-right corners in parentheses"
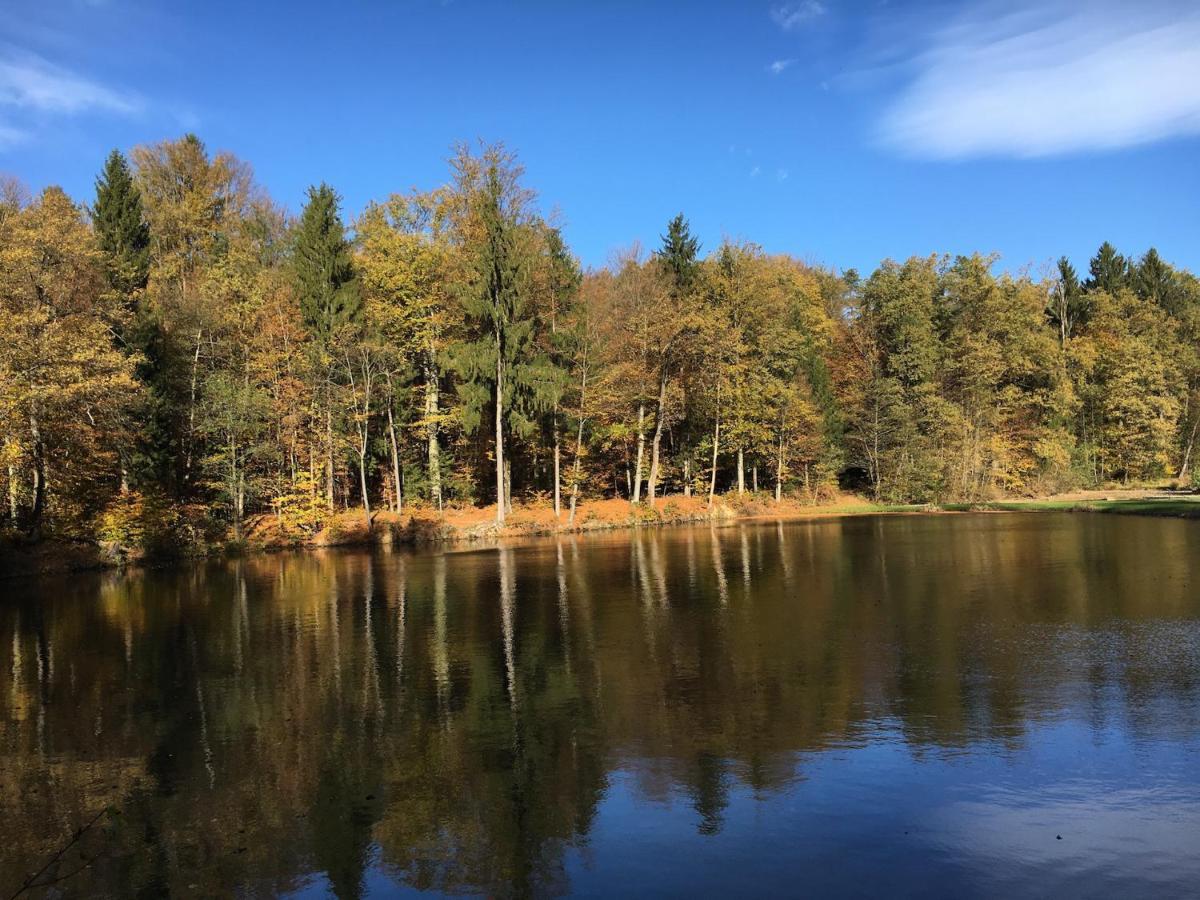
top-left (2, 135), bottom-right (1198, 549)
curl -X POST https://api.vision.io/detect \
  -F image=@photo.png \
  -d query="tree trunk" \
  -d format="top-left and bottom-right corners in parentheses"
top-left (752, 464), bottom-right (758, 493)
top-left (27, 408), bottom-right (45, 538)
top-left (359, 447), bottom-right (371, 531)
top-left (553, 419), bottom-right (561, 518)
top-left (683, 458), bottom-right (691, 497)
top-left (568, 366), bottom-right (588, 526)
top-left (708, 408), bottom-right (721, 508)
top-left (7, 460), bottom-right (17, 523)
top-left (504, 458), bottom-right (513, 515)
top-left (495, 339), bottom-right (506, 526)
top-left (775, 434), bottom-right (784, 502)
top-left (632, 402), bottom-right (645, 505)
top-left (183, 328), bottom-right (202, 489)
top-left (1178, 412), bottom-right (1200, 479)
top-left (230, 431), bottom-right (241, 539)
top-left (325, 404), bottom-right (335, 509)
top-left (387, 400), bottom-right (402, 515)
top-left (424, 350), bottom-right (442, 511)
top-left (647, 372), bottom-right (668, 506)
top-left (737, 447), bottom-right (745, 495)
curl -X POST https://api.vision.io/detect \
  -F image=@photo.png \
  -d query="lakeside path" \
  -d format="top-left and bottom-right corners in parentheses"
top-left (3, 490), bottom-right (1199, 579)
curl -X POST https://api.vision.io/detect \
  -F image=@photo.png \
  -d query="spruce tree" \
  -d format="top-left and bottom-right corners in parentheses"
top-left (293, 183), bottom-right (361, 343)
top-left (656, 213), bottom-right (700, 296)
top-left (1133, 248), bottom-right (1178, 313)
top-left (1086, 241), bottom-right (1127, 295)
top-left (1047, 256), bottom-right (1088, 344)
top-left (452, 148), bottom-right (556, 524)
top-left (93, 149), bottom-right (150, 298)
top-left (293, 184), bottom-right (361, 508)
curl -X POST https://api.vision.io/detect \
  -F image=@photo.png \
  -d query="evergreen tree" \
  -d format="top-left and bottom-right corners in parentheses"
top-left (450, 145), bottom-right (556, 524)
top-left (1085, 241), bottom-right (1127, 295)
top-left (1133, 247), bottom-right (1179, 313)
top-left (1047, 256), bottom-right (1088, 345)
top-left (293, 183), bottom-right (361, 343)
top-left (657, 213), bottom-right (700, 296)
top-left (93, 149), bottom-right (151, 299)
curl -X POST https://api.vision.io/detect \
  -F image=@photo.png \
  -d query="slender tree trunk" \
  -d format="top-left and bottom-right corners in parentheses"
top-left (230, 431), bottom-right (241, 539)
top-left (504, 458), bottom-right (513, 515)
top-left (325, 402), bottom-right (335, 509)
top-left (683, 458), bottom-right (691, 497)
top-left (1178, 412), bottom-right (1200, 480)
top-left (553, 416), bottom-right (561, 517)
top-left (776, 434), bottom-right (784, 502)
top-left (708, 403), bottom-right (721, 508)
top-left (27, 408), bottom-right (45, 537)
top-left (495, 337), bottom-right (506, 526)
top-left (184, 328), bottom-right (203, 488)
top-left (359, 446), bottom-right (371, 531)
top-left (568, 366), bottom-right (588, 526)
top-left (7, 460), bottom-right (17, 523)
top-left (387, 401), bottom-right (402, 515)
top-left (737, 447), bottom-right (745, 494)
top-left (424, 349), bottom-right (442, 511)
top-left (752, 464), bottom-right (758, 493)
top-left (648, 372), bottom-right (668, 506)
top-left (632, 402), bottom-right (645, 504)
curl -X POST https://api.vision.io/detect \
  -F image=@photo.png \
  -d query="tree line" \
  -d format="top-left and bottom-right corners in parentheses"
top-left (2, 135), bottom-right (1198, 544)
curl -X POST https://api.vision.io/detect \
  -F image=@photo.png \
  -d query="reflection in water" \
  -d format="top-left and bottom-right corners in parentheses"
top-left (3, 513), bottom-right (1200, 897)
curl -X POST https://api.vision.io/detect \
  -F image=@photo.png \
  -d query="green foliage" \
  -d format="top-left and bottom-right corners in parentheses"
top-left (93, 149), bottom-right (151, 298)
top-left (7, 134), bottom-right (1200, 549)
top-left (294, 183), bottom-right (361, 343)
top-left (657, 213), bottom-right (700, 296)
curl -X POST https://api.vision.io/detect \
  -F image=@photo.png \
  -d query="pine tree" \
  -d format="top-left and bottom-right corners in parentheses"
top-left (293, 183), bottom-right (361, 343)
top-left (93, 150), bottom-right (150, 299)
top-left (1086, 241), bottom-right (1127, 295)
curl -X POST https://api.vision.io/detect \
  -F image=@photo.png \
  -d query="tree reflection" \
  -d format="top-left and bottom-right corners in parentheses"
top-left (2, 514), bottom-right (1200, 896)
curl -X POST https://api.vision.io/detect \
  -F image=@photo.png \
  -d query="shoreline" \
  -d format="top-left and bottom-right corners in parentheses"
top-left (3, 491), bottom-right (1198, 579)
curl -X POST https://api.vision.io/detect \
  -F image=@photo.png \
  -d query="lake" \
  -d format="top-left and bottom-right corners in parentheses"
top-left (3, 512), bottom-right (1200, 897)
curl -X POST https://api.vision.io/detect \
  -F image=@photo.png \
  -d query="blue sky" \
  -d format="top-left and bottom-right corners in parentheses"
top-left (1, 0), bottom-right (1198, 275)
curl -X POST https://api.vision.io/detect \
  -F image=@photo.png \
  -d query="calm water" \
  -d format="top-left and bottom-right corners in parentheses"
top-left (3, 513), bottom-right (1200, 898)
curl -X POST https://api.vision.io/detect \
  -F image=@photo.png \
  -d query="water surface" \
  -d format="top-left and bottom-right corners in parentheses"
top-left (3, 513), bottom-right (1200, 897)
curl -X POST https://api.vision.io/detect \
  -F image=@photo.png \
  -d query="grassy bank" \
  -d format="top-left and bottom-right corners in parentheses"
top-left (4, 491), bottom-right (1198, 578)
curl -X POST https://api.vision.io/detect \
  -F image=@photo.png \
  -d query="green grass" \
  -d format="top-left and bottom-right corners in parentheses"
top-left (940, 498), bottom-right (1200, 519)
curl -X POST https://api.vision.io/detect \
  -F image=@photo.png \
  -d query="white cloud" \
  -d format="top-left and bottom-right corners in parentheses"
top-left (769, 58), bottom-right (797, 75)
top-left (0, 46), bottom-right (140, 116)
top-left (0, 121), bottom-right (29, 149)
top-left (878, 1), bottom-right (1200, 159)
top-left (770, 1), bottom-right (825, 31)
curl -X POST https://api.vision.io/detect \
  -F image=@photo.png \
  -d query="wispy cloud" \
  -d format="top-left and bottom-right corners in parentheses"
top-left (768, 58), bottom-right (797, 75)
top-left (750, 165), bottom-right (762, 177)
top-left (878, 1), bottom-right (1200, 159)
top-left (0, 46), bottom-right (140, 152)
top-left (0, 122), bottom-right (28, 149)
top-left (0, 47), bottom-right (140, 115)
top-left (776, 168), bottom-right (789, 181)
top-left (771, 1), bottom-right (826, 31)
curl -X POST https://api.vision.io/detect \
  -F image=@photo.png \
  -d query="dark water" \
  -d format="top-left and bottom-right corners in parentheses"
top-left (3, 513), bottom-right (1200, 898)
